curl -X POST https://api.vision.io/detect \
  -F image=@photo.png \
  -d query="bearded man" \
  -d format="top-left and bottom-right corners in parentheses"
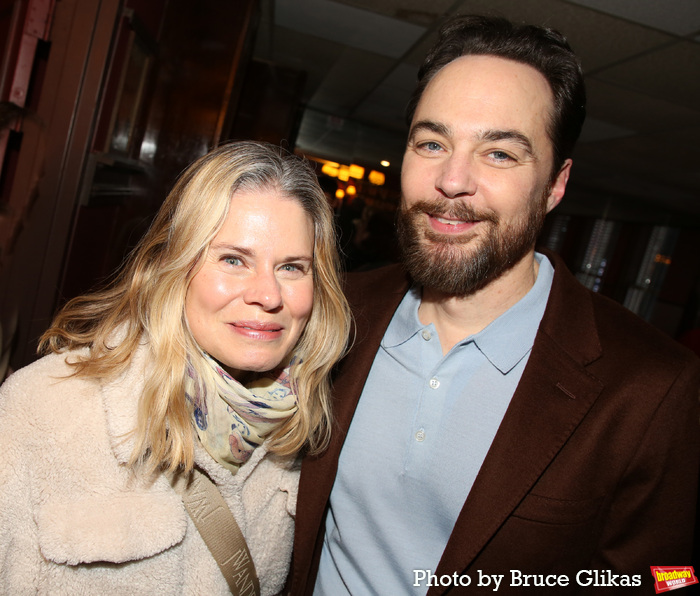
top-left (290, 15), bottom-right (700, 596)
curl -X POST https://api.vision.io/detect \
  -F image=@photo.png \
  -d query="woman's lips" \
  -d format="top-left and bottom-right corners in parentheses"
top-left (230, 321), bottom-right (283, 340)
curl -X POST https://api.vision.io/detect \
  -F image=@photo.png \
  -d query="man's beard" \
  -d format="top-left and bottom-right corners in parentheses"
top-left (396, 193), bottom-right (548, 296)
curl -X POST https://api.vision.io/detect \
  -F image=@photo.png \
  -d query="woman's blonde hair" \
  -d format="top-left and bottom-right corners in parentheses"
top-left (40, 141), bottom-right (351, 473)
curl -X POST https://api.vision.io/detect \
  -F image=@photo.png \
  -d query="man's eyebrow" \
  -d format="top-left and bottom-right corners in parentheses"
top-left (409, 122), bottom-right (536, 157)
top-left (408, 120), bottom-right (451, 140)
top-left (479, 129), bottom-right (535, 156)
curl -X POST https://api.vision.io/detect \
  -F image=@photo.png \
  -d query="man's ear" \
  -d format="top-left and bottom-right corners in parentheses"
top-left (546, 159), bottom-right (572, 213)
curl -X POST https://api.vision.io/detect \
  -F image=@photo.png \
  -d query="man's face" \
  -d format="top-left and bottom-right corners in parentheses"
top-left (399, 54), bottom-right (571, 296)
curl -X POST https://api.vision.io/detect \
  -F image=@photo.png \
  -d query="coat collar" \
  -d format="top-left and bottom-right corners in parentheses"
top-left (100, 340), bottom-right (150, 466)
top-left (99, 341), bottom-right (271, 486)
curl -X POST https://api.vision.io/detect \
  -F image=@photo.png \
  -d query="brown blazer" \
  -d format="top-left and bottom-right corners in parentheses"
top-left (290, 252), bottom-right (700, 595)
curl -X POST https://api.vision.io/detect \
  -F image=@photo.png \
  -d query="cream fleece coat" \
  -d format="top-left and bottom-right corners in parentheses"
top-left (0, 345), bottom-right (299, 595)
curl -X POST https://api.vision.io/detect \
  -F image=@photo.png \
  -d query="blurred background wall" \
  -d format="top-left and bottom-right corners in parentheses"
top-left (1, 0), bottom-right (700, 372)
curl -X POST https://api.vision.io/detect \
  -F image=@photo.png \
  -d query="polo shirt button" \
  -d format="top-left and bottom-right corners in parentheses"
top-left (415, 429), bottom-right (426, 442)
top-left (421, 330), bottom-right (431, 341)
top-left (429, 378), bottom-right (440, 389)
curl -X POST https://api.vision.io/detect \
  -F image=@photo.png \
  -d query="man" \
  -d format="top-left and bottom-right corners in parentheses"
top-left (291, 15), bottom-right (700, 595)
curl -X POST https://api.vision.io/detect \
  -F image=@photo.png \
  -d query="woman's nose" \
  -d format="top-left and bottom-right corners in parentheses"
top-left (242, 271), bottom-right (283, 311)
top-left (436, 153), bottom-right (477, 199)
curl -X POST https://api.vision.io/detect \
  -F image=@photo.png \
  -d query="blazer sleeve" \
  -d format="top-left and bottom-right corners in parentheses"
top-left (591, 356), bottom-right (700, 574)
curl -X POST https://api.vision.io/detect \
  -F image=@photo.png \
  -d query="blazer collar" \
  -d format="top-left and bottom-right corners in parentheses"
top-left (333, 264), bottom-right (412, 433)
top-left (538, 249), bottom-right (602, 366)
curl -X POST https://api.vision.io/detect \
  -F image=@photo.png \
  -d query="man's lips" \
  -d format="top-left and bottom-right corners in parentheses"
top-left (427, 212), bottom-right (479, 234)
top-left (432, 214), bottom-right (475, 225)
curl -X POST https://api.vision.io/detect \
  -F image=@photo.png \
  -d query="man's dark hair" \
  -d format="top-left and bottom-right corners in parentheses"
top-left (406, 14), bottom-right (586, 175)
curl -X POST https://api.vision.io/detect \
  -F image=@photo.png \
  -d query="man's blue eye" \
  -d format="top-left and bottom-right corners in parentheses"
top-left (492, 151), bottom-right (512, 161)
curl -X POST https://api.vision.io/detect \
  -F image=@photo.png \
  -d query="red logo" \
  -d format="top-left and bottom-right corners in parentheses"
top-left (650, 567), bottom-right (699, 593)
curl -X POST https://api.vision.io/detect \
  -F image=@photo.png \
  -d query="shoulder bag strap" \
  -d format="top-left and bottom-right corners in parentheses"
top-left (171, 468), bottom-right (261, 596)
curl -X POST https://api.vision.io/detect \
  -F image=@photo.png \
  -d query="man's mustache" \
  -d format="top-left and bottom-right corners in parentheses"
top-left (402, 199), bottom-right (499, 225)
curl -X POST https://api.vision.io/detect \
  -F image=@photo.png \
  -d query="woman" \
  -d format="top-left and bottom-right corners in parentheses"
top-left (0, 141), bottom-right (350, 595)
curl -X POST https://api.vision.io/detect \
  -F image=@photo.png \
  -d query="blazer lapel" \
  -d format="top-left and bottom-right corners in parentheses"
top-left (430, 253), bottom-right (604, 593)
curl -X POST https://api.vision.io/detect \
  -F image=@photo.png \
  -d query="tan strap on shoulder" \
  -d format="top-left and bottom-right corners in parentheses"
top-left (172, 468), bottom-right (260, 596)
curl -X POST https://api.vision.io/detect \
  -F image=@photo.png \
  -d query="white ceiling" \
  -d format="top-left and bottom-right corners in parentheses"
top-left (253, 0), bottom-right (700, 225)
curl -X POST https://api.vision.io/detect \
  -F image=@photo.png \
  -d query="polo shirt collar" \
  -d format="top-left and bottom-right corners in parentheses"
top-left (382, 253), bottom-right (554, 375)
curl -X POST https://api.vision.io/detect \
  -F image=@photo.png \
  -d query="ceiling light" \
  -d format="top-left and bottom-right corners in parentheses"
top-left (368, 170), bottom-right (385, 185)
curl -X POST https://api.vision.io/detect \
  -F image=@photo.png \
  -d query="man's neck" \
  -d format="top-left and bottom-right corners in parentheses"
top-left (418, 252), bottom-right (540, 355)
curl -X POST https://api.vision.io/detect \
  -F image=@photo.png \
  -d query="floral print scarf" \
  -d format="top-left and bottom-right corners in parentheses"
top-left (185, 350), bottom-right (298, 473)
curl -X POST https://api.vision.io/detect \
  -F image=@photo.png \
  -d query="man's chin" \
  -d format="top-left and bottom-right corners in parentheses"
top-left (419, 236), bottom-right (481, 260)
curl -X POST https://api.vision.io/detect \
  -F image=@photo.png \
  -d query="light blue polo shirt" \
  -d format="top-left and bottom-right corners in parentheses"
top-left (314, 253), bottom-right (554, 595)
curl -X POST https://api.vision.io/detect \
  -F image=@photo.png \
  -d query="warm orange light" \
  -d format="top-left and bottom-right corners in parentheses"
top-left (338, 165), bottom-right (350, 182)
top-left (322, 162), bottom-right (340, 178)
top-left (349, 164), bottom-right (365, 179)
top-left (368, 170), bottom-right (385, 185)
top-left (335, 188), bottom-right (346, 199)
top-left (346, 185), bottom-right (357, 196)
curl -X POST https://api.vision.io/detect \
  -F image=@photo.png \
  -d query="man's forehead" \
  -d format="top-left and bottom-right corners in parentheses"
top-left (430, 54), bottom-right (552, 91)
top-left (418, 55), bottom-right (554, 107)
top-left (413, 55), bottom-right (555, 149)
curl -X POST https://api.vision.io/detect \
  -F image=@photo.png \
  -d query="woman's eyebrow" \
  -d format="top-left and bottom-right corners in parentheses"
top-left (209, 244), bottom-right (313, 262)
top-left (209, 243), bottom-right (253, 255)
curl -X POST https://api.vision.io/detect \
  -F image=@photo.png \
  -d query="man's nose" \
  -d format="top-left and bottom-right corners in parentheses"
top-left (435, 153), bottom-right (477, 199)
top-left (242, 270), bottom-right (283, 311)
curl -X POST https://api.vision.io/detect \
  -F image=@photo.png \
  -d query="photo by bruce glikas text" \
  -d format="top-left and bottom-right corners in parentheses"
top-left (413, 569), bottom-right (642, 590)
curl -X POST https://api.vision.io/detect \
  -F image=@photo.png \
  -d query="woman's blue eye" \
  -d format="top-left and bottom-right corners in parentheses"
top-left (224, 256), bottom-right (242, 266)
top-left (281, 263), bottom-right (302, 272)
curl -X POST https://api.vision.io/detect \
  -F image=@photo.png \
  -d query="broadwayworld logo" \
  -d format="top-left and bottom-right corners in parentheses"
top-left (650, 566), bottom-right (698, 593)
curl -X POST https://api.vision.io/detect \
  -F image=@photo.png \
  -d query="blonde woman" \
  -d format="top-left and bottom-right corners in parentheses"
top-left (0, 141), bottom-right (350, 595)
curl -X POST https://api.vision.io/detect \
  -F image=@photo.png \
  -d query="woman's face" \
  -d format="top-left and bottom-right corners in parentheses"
top-left (185, 187), bottom-right (315, 380)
